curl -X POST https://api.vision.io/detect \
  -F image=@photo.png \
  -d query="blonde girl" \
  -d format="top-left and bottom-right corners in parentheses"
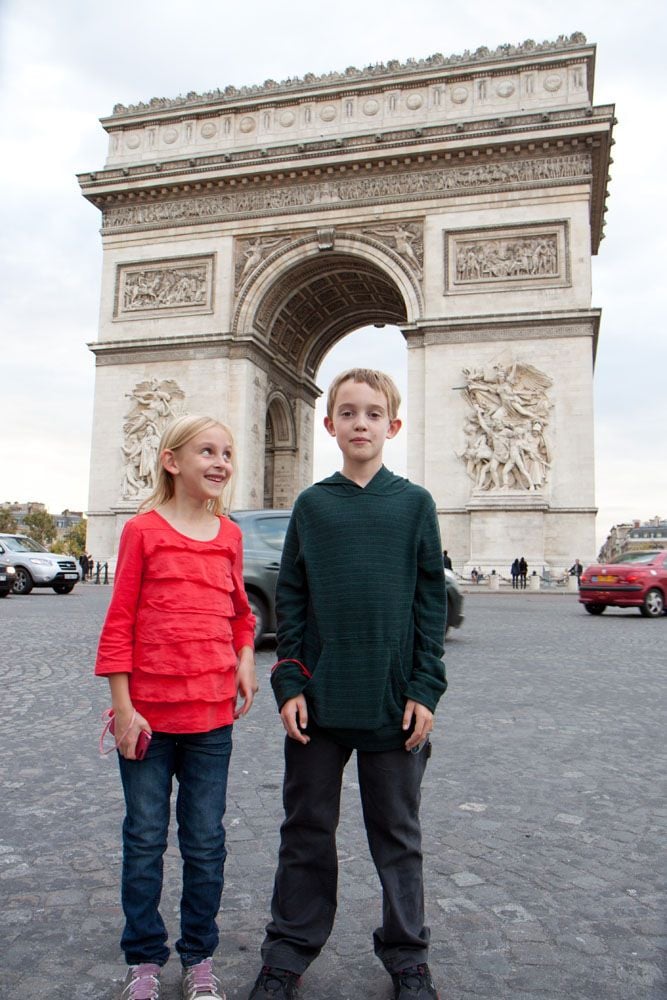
top-left (96, 415), bottom-right (257, 1000)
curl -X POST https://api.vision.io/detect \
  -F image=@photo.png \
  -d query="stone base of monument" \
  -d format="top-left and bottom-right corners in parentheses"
top-left (529, 574), bottom-right (541, 591)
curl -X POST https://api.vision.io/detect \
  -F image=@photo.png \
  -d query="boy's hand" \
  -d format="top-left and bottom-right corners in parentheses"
top-left (280, 695), bottom-right (310, 744)
top-left (235, 647), bottom-right (259, 718)
top-left (403, 699), bottom-right (433, 751)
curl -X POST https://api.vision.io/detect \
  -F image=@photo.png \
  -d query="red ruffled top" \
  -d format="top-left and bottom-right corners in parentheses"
top-left (95, 510), bottom-right (255, 733)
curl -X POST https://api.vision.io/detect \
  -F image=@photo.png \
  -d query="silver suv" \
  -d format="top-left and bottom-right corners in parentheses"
top-left (0, 533), bottom-right (80, 595)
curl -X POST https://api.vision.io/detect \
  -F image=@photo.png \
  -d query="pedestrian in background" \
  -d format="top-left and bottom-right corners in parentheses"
top-left (519, 556), bottom-right (528, 589)
top-left (96, 414), bottom-right (258, 1000)
top-left (510, 557), bottom-right (520, 589)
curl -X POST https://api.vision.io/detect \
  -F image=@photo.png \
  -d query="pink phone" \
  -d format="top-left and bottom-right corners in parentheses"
top-left (135, 730), bottom-right (152, 760)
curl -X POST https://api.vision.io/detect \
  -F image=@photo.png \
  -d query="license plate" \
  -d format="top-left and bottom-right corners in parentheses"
top-left (64, 573), bottom-right (78, 580)
top-left (592, 575), bottom-right (615, 583)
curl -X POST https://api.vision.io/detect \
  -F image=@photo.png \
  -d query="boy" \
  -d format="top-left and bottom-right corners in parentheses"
top-left (249, 369), bottom-right (447, 1000)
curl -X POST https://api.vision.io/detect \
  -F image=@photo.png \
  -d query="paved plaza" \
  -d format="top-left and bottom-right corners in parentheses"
top-left (1, 584), bottom-right (665, 999)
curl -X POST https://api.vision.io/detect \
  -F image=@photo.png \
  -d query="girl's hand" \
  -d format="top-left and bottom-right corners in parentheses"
top-left (113, 706), bottom-right (152, 760)
top-left (234, 647), bottom-right (259, 718)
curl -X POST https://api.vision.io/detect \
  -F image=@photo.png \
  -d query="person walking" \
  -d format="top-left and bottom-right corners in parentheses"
top-left (519, 556), bottom-right (528, 589)
top-left (248, 369), bottom-right (447, 1000)
top-left (442, 549), bottom-right (452, 569)
top-left (96, 414), bottom-right (258, 1000)
top-left (510, 558), bottom-right (520, 589)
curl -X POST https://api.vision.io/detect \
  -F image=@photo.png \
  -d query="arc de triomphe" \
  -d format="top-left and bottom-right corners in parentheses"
top-left (79, 33), bottom-right (614, 574)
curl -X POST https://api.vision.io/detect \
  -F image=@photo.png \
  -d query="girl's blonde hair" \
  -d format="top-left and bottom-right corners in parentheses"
top-left (138, 414), bottom-right (235, 516)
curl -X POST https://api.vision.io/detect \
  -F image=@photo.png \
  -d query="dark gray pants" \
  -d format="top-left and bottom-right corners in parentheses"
top-left (261, 728), bottom-right (431, 975)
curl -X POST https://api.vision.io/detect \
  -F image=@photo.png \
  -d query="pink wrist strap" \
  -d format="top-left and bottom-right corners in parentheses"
top-left (99, 708), bottom-right (136, 755)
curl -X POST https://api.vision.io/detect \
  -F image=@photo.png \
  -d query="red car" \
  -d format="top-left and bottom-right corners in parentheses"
top-left (579, 550), bottom-right (667, 618)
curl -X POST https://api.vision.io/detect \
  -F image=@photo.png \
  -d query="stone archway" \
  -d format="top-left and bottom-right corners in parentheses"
top-left (80, 34), bottom-right (614, 573)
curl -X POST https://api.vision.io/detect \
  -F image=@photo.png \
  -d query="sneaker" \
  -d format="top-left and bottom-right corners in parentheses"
top-left (247, 965), bottom-right (300, 999)
top-left (391, 963), bottom-right (439, 999)
top-left (182, 958), bottom-right (226, 1000)
top-left (119, 963), bottom-right (162, 1000)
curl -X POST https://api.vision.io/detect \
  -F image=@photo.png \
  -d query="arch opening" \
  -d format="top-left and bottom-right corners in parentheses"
top-left (256, 250), bottom-right (411, 506)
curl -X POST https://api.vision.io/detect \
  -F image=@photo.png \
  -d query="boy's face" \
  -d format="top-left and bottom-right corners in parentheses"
top-left (324, 379), bottom-right (401, 468)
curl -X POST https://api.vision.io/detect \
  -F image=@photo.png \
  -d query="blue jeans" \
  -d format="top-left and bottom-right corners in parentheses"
top-left (117, 725), bottom-right (232, 967)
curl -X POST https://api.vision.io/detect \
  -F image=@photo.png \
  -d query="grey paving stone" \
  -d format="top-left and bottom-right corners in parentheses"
top-left (1, 586), bottom-right (665, 998)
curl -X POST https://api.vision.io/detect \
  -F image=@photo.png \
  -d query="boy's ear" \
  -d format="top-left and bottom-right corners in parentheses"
top-left (323, 416), bottom-right (336, 437)
top-left (386, 418), bottom-right (402, 439)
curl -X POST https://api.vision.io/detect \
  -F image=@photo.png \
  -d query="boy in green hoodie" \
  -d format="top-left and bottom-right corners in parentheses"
top-left (249, 369), bottom-right (447, 1000)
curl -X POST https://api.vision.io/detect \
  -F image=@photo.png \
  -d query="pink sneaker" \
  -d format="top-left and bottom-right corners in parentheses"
top-left (119, 963), bottom-right (161, 999)
top-left (181, 957), bottom-right (226, 1000)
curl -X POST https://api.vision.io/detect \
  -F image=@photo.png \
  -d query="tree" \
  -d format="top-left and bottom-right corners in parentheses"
top-left (0, 509), bottom-right (18, 532)
top-left (63, 519), bottom-right (87, 557)
top-left (22, 510), bottom-right (57, 547)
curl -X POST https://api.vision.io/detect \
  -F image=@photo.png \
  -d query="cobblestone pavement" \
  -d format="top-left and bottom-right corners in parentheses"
top-left (1, 584), bottom-right (665, 999)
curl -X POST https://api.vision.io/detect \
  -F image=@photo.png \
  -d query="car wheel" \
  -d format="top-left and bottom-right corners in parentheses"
top-left (584, 603), bottom-right (606, 615)
top-left (248, 593), bottom-right (269, 644)
top-left (639, 588), bottom-right (664, 618)
top-left (12, 567), bottom-right (33, 595)
top-left (53, 583), bottom-right (75, 595)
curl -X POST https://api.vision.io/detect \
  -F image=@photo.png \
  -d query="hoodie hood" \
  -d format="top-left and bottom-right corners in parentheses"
top-left (314, 465), bottom-right (411, 497)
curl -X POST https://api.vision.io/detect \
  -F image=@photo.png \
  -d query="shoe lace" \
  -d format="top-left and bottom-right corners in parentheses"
top-left (183, 958), bottom-right (224, 999)
top-left (123, 964), bottom-right (161, 1000)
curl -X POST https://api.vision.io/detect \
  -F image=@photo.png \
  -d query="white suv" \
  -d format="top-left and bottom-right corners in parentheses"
top-left (0, 533), bottom-right (80, 595)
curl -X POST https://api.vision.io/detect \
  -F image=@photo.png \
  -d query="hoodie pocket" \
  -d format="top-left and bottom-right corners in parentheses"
top-left (304, 636), bottom-right (407, 731)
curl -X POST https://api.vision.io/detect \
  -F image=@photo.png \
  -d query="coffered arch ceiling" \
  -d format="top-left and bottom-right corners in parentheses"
top-left (256, 253), bottom-right (407, 379)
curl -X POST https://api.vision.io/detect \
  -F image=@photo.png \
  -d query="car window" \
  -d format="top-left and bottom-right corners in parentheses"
top-left (1, 535), bottom-right (47, 553)
top-left (610, 551), bottom-right (660, 565)
top-left (255, 517), bottom-right (290, 551)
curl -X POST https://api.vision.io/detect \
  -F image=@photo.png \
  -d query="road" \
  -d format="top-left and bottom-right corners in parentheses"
top-left (1, 585), bottom-right (664, 999)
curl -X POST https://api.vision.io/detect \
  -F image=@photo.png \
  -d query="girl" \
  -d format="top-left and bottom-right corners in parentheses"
top-left (96, 415), bottom-right (258, 1000)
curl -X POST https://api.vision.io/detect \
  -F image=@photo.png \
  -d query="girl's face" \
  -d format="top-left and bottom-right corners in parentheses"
top-left (164, 425), bottom-right (233, 502)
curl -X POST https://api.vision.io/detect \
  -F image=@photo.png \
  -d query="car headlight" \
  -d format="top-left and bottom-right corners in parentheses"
top-left (28, 558), bottom-right (52, 566)
top-left (5, 566), bottom-right (16, 575)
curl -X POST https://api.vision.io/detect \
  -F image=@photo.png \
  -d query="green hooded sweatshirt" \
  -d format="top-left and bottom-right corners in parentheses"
top-left (271, 465), bottom-right (447, 751)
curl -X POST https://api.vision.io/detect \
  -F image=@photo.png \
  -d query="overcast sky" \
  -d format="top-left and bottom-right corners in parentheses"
top-left (1, 0), bottom-right (665, 550)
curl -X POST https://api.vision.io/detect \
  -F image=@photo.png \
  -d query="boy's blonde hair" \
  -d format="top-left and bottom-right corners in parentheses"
top-left (326, 368), bottom-right (401, 421)
top-left (138, 414), bottom-right (235, 516)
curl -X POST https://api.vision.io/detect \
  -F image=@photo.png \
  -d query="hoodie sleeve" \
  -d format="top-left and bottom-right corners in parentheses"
top-left (405, 497), bottom-right (447, 710)
top-left (270, 506), bottom-right (311, 709)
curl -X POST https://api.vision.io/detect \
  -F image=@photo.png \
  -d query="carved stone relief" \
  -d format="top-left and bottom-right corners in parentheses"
top-left (445, 222), bottom-right (569, 294)
top-left (457, 362), bottom-right (553, 493)
top-left (115, 256), bottom-right (214, 319)
top-left (234, 236), bottom-right (292, 291)
top-left (103, 153), bottom-right (592, 233)
top-left (363, 223), bottom-right (423, 277)
top-left (120, 378), bottom-right (186, 498)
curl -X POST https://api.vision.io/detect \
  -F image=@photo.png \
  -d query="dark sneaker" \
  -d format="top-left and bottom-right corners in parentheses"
top-left (182, 957), bottom-right (226, 999)
top-left (391, 963), bottom-right (439, 999)
top-left (247, 966), bottom-right (300, 999)
top-left (119, 963), bottom-right (162, 1000)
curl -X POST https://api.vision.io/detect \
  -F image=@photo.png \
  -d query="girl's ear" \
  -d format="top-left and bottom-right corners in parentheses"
top-left (161, 448), bottom-right (179, 475)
